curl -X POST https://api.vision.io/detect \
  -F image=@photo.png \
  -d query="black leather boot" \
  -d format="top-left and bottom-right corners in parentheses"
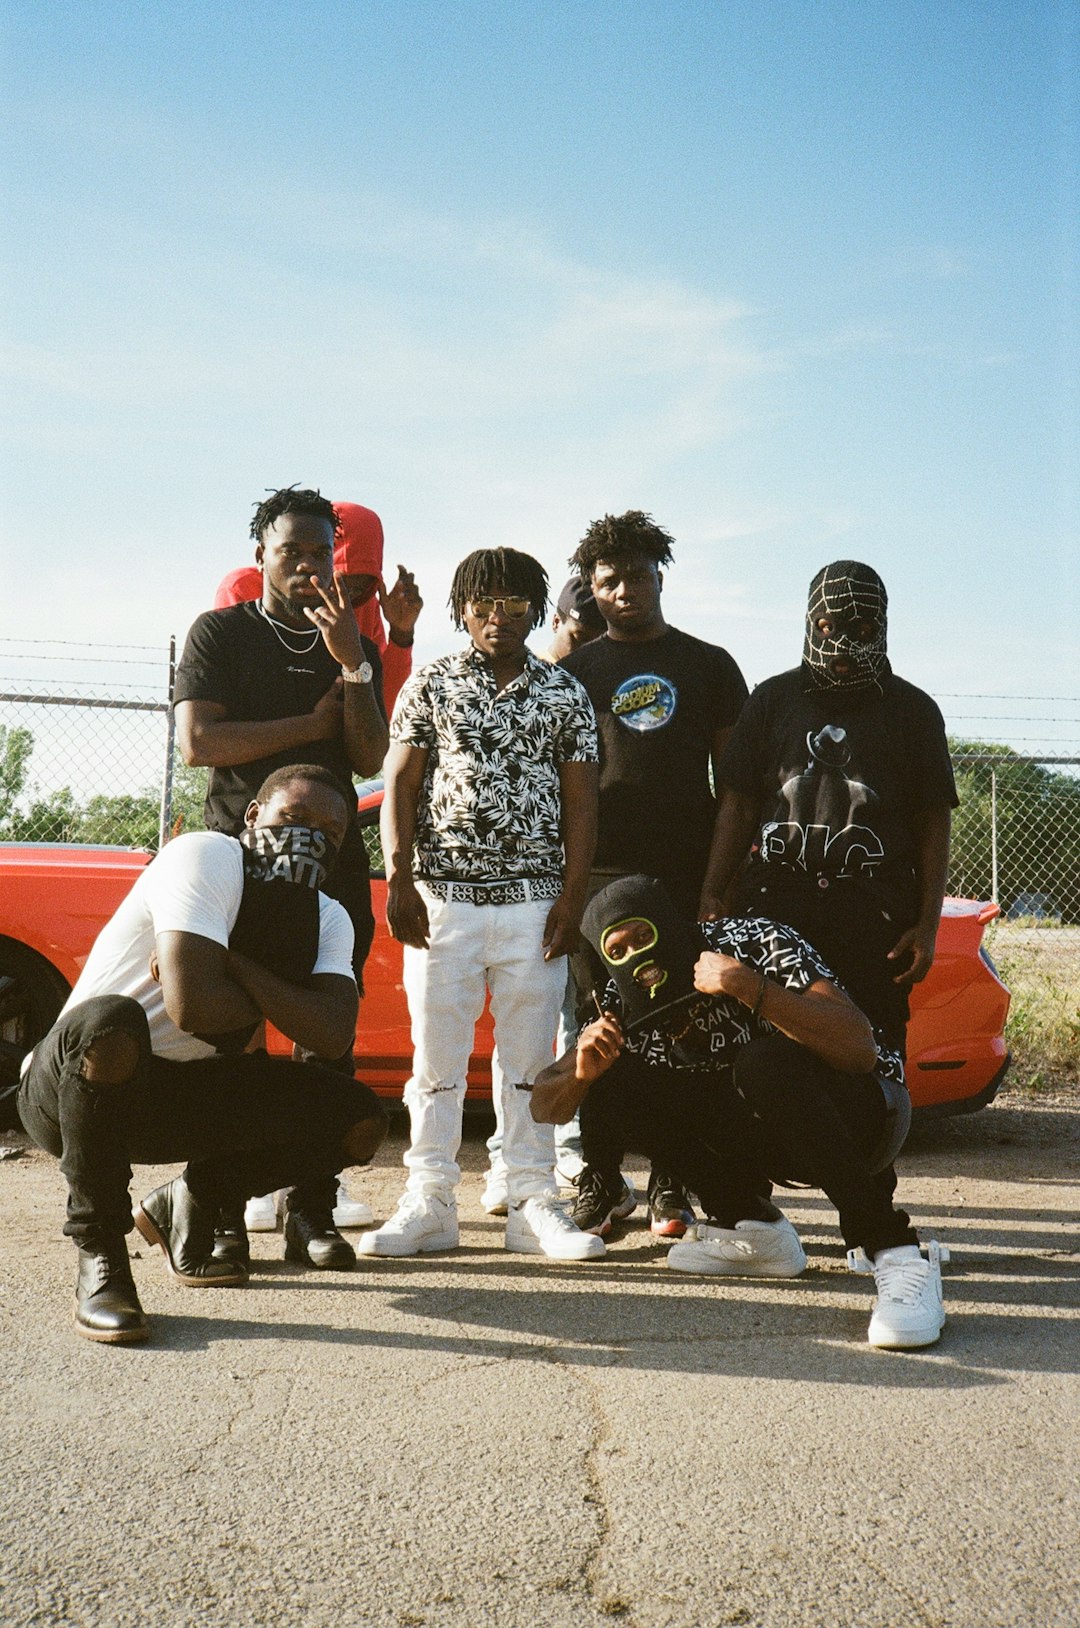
top-left (212, 1204), bottom-right (252, 1273)
top-left (134, 1177), bottom-right (247, 1286)
top-left (283, 1207), bottom-right (355, 1270)
top-left (74, 1239), bottom-right (149, 1344)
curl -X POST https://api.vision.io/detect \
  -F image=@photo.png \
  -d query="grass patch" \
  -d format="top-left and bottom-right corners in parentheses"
top-left (995, 953), bottom-right (1080, 1091)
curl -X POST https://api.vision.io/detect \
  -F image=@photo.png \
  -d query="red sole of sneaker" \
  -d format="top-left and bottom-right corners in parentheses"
top-left (650, 1216), bottom-right (692, 1237)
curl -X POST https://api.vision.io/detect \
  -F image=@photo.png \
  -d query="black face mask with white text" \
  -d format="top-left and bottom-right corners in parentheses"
top-left (237, 824), bottom-right (337, 890)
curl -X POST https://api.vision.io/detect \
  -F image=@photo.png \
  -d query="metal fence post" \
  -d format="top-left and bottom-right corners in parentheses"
top-left (990, 766), bottom-right (998, 905)
top-left (158, 636), bottom-right (176, 849)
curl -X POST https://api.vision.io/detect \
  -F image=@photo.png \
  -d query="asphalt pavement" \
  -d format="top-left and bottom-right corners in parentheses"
top-left (1, 1091), bottom-right (1077, 1628)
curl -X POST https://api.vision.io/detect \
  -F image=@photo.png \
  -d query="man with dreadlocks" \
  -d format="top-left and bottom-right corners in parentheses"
top-left (559, 510), bottom-right (749, 1240)
top-left (173, 485), bottom-right (389, 1265)
top-left (211, 498), bottom-right (423, 718)
top-left (359, 549), bottom-right (603, 1262)
top-left (700, 560), bottom-right (957, 1054)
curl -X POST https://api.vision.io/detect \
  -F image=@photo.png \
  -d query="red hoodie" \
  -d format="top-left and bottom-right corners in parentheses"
top-left (211, 501), bottom-right (413, 715)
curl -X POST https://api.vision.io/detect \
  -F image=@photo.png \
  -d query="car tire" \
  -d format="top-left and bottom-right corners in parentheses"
top-left (0, 940), bottom-right (70, 1122)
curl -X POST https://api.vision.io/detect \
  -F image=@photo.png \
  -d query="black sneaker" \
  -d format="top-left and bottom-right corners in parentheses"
top-left (571, 1167), bottom-right (638, 1237)
top-left (283, 1208), bottom-right (356, 1270)
top-left (647, 1170), bottom-right (695, 1238)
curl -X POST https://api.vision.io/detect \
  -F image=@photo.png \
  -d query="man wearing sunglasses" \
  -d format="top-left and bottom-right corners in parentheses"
top-left (530, 874), bottom-right (949, 1351)
top-left (361, 549), bottom-right (604, 1262)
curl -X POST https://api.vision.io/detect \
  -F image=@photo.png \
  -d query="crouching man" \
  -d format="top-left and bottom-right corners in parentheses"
top-left (16, 765), bottom-right (386, 1344)
top-left (531, 875), bottom-right (947, 1350)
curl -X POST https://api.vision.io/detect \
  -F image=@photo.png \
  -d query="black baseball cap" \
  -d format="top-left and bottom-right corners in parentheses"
top-left (555, 575), bottom-right (605, 632)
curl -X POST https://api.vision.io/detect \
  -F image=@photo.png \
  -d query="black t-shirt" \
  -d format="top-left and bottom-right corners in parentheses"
top-left (561, 627), bottom-right (748, 906)
top-left (718, 666), bottom-right (957, 924)
top-left (173, 601), bottom-right (384, 838)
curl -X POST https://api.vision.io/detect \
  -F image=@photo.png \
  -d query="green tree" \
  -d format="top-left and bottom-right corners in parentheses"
top-left (0, 724), bottom-right (34, 832)
top-left (167, 755), bottom-right (210, 837)
top-left (75, 792), bottom-right (160, 849)
top-left (5, 786), bottom-right (81, 844)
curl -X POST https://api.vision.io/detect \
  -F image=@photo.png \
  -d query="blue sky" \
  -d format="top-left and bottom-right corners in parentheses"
top-left (2, 1), bottom-right (1077, 754)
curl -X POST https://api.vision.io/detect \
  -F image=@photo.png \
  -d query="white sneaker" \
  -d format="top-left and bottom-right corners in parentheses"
top-left (866, 1242), bottom-right (946, 1349)
top-left (505, 1194), bottom-right (605, 1261)
top-left (481, 1179), bottom-right (509, 1216)
top-left (332, 1183), bottom-right (374, 1229)
top-left (666, 1217), bottom-right (807, 1277)
top-left (355, 1191), bottom-right (459, 1257)
top-left (243, 1192), bottom-right (280, 1232)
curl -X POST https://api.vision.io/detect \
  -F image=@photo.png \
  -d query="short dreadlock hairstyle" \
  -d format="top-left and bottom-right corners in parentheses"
top-left (448, 549), bottom-right (549, 631)
top-left (570, 510), bottom-right (675, 577)
top-left (249, 485), bottom-right (340, 543)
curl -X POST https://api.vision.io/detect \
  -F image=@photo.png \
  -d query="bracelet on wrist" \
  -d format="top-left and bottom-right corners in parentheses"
top-left (388, 632), bottom-right (415, 648)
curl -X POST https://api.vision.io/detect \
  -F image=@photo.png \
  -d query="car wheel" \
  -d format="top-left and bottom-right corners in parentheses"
top-left (0, 939), bottom-right (70, 1100)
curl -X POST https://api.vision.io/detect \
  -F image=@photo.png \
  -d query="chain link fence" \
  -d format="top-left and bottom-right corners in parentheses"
top-left (3, 650), bottom-right (1078, 929)
top-left (1, 644), bottom-right (1077, 1076)
top-left (949, 754), bottom-right (1080, 933)
top-left (0, 641), bottom-right (177, 849)
top-left (948, 751), bottom-right (1079, 1084)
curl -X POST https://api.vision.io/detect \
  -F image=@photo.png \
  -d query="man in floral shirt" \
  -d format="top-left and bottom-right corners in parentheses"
top-left (531, 875), bottom-right (949, 1349)
top-left (359, 549), bottom-right (603, 1262)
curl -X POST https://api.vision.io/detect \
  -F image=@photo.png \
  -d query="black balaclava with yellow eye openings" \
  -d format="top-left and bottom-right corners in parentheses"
top-left (582, 875), bottom-right (702, 1034)
top-left (803, 560), bottom-right (889, 694)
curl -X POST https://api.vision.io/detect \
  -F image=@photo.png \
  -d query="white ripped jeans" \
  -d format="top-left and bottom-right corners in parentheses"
top-left (401, 886), bottom-right (563, 1203)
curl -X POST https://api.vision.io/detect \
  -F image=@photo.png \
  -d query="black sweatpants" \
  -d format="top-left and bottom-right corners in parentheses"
top-left (579, 1033), bottom-right (916, 1255)
top-left (18, 995), bottom-right (385, 1246)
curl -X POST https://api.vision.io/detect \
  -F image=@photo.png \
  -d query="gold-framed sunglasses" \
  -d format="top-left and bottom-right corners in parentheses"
top-left (469, 595), bottom-right (532, 620)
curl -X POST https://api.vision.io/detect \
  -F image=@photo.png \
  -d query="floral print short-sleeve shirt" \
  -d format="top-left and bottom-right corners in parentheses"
top-left (390, 646), bottom-right (599, 901)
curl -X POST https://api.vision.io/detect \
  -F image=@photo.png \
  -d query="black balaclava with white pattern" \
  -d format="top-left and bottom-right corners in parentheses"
top-left (802, 560), bottom-right (889, 694)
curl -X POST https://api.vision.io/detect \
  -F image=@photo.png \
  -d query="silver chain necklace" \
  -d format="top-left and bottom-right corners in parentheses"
top-left (257, 600), bottom-right (321, 653)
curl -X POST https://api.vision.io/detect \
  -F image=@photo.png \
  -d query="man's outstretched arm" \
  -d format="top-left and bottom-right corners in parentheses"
top-left (381, 741), bottom-right (431, 949)
top-left (887, 804), bottom-right (952, 987)
top-left (698, 787), bottom-right (760, 919)
top-left (531, 1012), bottom-right (625, 1125)
top-left (543, 759), bottom-right (598, 960)
top-left (693, 953), bottom-right (878, 1075)
top-left (154, 931), bottom-right (357, 1058)
top-left (226, 958), bottom-right (358, 1058)
top-left (175, 693), bottom-right (346, 768)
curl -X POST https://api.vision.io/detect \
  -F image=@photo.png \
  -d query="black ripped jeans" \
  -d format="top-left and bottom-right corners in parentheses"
top-left (579, 1033), bottom-right (916, 1255)
top-left (17, 996), bottom-right (385, 1247)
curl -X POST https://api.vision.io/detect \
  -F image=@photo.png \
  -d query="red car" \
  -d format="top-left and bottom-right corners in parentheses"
top-left (0, 790), bottom-right (1010, 1116)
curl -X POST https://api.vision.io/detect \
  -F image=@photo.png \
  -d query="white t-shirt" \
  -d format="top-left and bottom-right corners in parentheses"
top-left (51, 831), bottom-right (355, 1063)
